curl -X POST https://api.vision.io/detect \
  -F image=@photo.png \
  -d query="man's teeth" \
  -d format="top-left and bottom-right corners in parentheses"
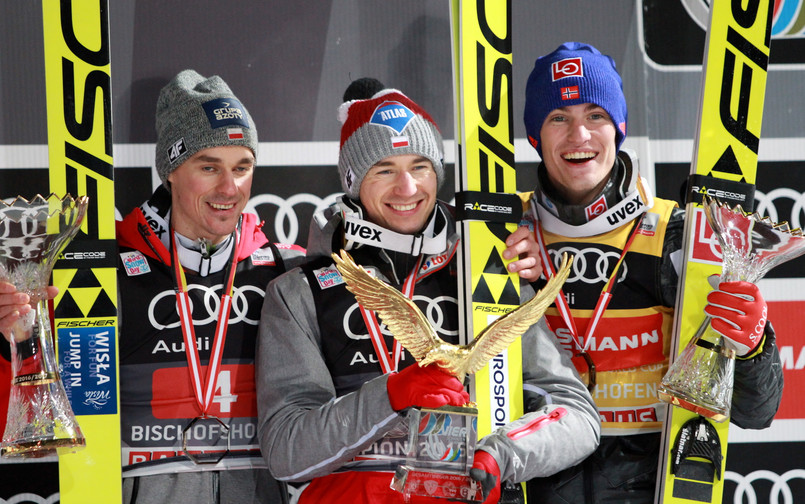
top-left (210, 202), bottom-right (235, 210)
top-left (390, 203), bottom-right (417, 211)
top-left (563, 152), bottom-right (595, 160)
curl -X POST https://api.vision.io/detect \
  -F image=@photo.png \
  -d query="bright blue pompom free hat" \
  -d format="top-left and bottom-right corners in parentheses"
top-left (524, 42), bottom-right (628, 160)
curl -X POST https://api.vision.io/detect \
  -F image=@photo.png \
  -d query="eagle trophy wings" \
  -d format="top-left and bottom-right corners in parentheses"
top-left (332, 249), bottom-right (572, 382)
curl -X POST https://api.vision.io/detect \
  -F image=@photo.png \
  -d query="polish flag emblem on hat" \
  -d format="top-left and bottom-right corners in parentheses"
top-left (391, 136), bottom-right (410, 148)
top-left (227, 128), bottom-right (244, 140)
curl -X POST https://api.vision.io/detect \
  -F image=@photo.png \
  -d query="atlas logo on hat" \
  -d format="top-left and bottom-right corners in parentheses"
top-left (370, 101), bottom-right (415, 134)
top-left (337, 88), bottom-right (445, 199)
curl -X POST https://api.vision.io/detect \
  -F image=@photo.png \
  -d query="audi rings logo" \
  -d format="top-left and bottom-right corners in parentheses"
top-left (148, 284), bottom-right (265, 330)
top-left (246, 192), bottom-right (340, 244)
top-left (754, 189), bottom-right (805, 231)
top-left (0, 493), bottom-right (59, 504)
top-left (342, 294), bottom-right (458, 340)
top-left (548, 247), bottom-right (628, 285)
top-left (725, 468), bottom-right (805, 503)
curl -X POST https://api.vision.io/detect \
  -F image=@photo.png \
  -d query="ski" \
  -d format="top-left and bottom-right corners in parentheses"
top-left (655, 0), bottom-right (773, 502)
top-left (449, 0), bottom-right (526, 499)
top-left (43, 1), bottom-right (122, 502)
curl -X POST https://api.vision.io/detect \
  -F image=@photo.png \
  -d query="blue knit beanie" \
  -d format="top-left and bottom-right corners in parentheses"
top-left (524, 42), bottom-right (627, 159)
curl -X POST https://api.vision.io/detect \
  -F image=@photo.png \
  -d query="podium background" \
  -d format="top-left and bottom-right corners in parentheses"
top-left (1, 1), bottom-right (804, 502)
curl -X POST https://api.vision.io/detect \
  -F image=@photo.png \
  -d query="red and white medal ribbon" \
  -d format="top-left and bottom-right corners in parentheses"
top-left (172, 230), bottom-right (241, 416)
top-left (534, 214), bottom-right (644, 355)
top-left (357, 242), bottom-right (458, 374)
top-left (358, 256), bottom-right (423, 374)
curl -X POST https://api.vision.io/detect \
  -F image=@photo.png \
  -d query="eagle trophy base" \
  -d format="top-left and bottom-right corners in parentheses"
top-left (391, 405), bottom-right (483, 502)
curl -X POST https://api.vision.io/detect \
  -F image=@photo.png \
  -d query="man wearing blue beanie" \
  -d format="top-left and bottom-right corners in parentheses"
top-left (520, 42), bottom-right (783, 503)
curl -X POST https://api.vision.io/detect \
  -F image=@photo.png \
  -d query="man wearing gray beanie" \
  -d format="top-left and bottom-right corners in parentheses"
top-left (255, 81), bottom-right (600, 503)
top-left (154, 70), bottom-right (258, 190)
top-left (113, 70), bottom-right (303, 504)
top-left (109, 69), bottom-right (307, 504)
top-left (0, 70), bottom-right (303, 503)
top-left (519, 42), bottom-right (782, 504)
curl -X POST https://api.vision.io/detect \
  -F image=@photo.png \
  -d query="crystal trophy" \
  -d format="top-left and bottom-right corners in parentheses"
top-left (659, 196), bottom-right (805, 421)
top-left (1, 194), bottom-right (89, 457)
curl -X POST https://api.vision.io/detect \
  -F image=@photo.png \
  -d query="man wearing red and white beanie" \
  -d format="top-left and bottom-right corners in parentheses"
top-left (255, 82), bottom-right (600, 503)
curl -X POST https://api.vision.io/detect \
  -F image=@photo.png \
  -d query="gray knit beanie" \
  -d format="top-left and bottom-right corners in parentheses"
top-left (155, 69), bottom-right (258, 188)
top-left (337, 88), bottom-right (444, 199)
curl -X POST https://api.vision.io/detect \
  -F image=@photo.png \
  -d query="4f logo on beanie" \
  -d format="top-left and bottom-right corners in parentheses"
top-left (168, 138), bottom-right (187, 164)
top-left (370, 101), bottom-right (414, 134)
top-left (552, 57), bottom-right (583, 81)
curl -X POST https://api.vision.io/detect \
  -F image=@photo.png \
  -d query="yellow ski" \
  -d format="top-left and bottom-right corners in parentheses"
top-left (43, 1), bottom-right (122, 502)
top-left (450, 0), bottom-right (526, 500)
top-left (656, 0), bottom-right (773, 502)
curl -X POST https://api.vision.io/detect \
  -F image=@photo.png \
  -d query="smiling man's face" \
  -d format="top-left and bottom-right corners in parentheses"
top-left (539, 102), bottom-right (617, 205)
top-left (358, 154), bottom-right (438, 234)
top-left (167, 145), bottom-right (254, 243)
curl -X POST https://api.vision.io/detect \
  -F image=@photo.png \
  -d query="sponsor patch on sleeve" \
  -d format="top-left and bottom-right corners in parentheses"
top-left (251, 248), bottom-right (276, 266)
top-left (120, 251), bottom-right (151, 276)
top-left (313, 266), bottom-right (344, 290)
top-left (637, 212), bottom-right (660, 236)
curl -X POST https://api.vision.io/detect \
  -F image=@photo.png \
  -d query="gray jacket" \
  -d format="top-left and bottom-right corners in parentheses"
top-left (255, 198), bottom-right (600, 490)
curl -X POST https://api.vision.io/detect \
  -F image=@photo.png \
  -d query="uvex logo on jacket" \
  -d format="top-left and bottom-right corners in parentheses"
top-left (344, 221), bottom-right (382, 242)
top-left (606, 194), bottom-right (644, 226)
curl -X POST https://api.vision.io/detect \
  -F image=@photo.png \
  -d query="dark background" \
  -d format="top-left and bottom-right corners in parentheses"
top-left (1, 1), bottom-right (804, 502)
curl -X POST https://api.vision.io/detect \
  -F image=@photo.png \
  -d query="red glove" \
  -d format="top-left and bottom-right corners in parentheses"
top-left (469, 450), bottom-right (501, 503)
top-left (704, 279), bottom-right (767, 356)
top-left (386, 364), bottom-right (469, 411)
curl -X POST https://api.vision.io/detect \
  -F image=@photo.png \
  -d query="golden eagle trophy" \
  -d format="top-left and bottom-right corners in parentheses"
top-left (332, 250), bottom-right (571, 501)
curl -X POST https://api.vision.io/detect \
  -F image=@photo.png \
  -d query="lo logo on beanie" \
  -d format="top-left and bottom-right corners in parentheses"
top-left (551, 57), bottom-right (583, 80)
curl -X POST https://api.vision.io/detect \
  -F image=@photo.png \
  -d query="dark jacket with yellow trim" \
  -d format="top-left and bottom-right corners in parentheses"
top-left (522, 151), bottom-right (783, 504)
